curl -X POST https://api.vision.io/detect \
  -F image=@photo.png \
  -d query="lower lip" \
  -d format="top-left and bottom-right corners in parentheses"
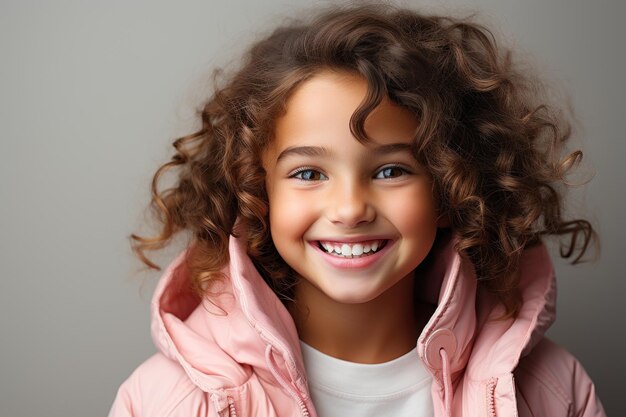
top-left (311, 241), bottom-right (394, 270)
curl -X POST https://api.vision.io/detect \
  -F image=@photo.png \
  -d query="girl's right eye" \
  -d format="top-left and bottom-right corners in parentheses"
top-left (289, 168), bottom-right (328, 181)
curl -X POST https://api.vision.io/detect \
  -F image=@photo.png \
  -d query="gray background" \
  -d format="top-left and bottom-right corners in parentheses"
top-left (1, 0), bottom-right (623, 416)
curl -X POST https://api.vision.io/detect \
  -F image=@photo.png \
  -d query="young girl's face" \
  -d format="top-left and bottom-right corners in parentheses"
top-left (262, 70), bottom-right (442, 305)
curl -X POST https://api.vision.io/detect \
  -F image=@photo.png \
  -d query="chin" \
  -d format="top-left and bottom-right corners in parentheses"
top-left (319, 283), bottom-right (389, 305)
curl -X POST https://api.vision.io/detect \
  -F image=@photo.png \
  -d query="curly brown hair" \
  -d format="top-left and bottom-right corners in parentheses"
top-left (131, 4), bottom-right (596, 317)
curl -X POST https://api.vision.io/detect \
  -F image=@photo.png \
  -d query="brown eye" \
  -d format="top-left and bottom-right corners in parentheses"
top-left (291, 169), bottom-right (328, 181)
top-left (375, 166), bottom-right (408, 179)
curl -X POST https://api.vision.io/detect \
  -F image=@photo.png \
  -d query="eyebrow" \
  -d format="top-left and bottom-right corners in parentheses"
top-left (275, 142), bottom-right (414, 163)
top-left (276, 146), bottom-right (329, 163)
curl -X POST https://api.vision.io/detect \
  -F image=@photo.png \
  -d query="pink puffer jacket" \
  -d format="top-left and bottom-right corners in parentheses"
top-left (109, 233), bottom-right (606, 417)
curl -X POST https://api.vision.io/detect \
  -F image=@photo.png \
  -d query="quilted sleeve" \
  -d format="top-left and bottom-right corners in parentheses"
top-left (107, 353), bottom-right (213, 417)
top-left (514, 337), bottom-right (606, 417)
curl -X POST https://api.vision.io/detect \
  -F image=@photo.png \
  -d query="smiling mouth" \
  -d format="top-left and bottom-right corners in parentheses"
top-left (317, 240), bottom-right (388, 258)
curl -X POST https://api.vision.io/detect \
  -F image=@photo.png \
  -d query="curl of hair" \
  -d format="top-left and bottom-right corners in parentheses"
top-left (131, 4), bottom-right (597, 317)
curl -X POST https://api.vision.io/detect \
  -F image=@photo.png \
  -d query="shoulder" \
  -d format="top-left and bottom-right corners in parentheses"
top-left (109, 353), bottom-right (209, 417)
top-left (514, 337), bottom-right (606, 417)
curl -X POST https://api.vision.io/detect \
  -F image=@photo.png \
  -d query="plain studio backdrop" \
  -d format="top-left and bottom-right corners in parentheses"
top-left (1, 1), bottom-right (623, 416)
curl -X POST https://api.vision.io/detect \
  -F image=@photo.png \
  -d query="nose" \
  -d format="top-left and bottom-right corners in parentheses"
top-left (327, 181), bottom-right (376, 228)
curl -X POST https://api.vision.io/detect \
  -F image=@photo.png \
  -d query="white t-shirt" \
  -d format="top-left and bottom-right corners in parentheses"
top-left (300, 341), bottom-right (434, 417)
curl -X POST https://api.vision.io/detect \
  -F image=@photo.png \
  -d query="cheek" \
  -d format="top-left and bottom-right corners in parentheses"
top-left (389, 187), bottom-right (439, 236)
top-left (269, 189), bottom-right (317, 244)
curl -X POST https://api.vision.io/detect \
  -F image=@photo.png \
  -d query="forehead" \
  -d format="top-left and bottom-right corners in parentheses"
top-left (270, 71), bottom-right (418, 152)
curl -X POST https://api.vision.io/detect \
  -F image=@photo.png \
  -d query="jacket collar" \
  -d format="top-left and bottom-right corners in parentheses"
top-left (415, 232), bottom-right (556, 385)
top-left (149, 230), bottom-right (556, 396)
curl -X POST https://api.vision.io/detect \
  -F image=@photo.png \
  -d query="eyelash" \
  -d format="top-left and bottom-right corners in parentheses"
top-left (288, 164), bottom-right (411, 181)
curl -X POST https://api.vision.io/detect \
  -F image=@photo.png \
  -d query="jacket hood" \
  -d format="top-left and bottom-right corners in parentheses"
top-left (150, 235), bottom-right (309, 398)
top-left (149, 230), bottom-right (556, 406)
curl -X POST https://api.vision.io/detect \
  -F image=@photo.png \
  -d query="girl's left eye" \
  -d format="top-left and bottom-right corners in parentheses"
top-left (375, 165), bottom-right (410, 179)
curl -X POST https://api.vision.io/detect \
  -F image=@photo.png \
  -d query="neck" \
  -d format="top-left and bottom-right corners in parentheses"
top-left (289, 273), bottom-right (428, 364)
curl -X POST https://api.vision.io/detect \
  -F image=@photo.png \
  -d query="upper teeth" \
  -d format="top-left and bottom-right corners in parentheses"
top-left (319, 240), bottom-right (382, 257)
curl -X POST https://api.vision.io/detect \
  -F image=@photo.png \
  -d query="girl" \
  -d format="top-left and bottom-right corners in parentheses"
top-left (110, 4), bottom-right (605, 417)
